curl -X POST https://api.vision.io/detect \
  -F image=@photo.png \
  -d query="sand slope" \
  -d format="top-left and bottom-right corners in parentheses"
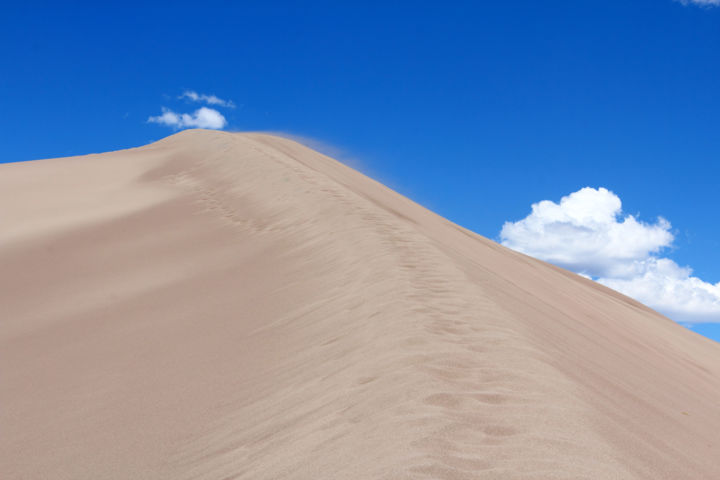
top-left (1, 129), bottom-right (719, 479)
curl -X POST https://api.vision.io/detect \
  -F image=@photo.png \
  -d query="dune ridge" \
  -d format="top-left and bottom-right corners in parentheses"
top-left (1, 129), bottom-right (719, 479)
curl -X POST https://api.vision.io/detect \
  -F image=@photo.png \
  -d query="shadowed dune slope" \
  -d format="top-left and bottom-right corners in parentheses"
top-left (1, 129), bottom-right (719, 479)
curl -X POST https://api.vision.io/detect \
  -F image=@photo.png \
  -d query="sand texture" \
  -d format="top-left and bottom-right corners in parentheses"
top-left (2, 129), bottom-right (719, 479)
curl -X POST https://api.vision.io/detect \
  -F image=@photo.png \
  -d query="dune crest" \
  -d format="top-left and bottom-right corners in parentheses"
top-left (2, 129), bottom-right (719, 479)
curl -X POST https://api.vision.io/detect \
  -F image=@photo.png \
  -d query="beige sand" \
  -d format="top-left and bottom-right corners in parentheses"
top-left (1, 129), bottom-right (719, 479)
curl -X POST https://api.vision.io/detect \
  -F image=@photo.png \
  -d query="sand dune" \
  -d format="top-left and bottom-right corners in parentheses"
top-left (1, 129), bottom-right (719, 479)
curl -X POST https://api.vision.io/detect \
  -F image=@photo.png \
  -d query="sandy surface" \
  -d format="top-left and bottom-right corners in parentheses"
top-left (1, 129), bottom-right (719, 479)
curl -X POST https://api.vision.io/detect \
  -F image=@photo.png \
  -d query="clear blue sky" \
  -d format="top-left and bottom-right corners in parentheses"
top-left (2, 1), bottom-right (719, 340)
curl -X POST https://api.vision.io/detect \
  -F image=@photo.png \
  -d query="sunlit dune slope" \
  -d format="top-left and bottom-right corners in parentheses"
top-left (1, 129), bottom-right (719, 479)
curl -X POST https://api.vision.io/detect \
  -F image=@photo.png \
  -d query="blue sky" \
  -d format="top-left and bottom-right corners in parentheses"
top-left (1, 1), bottom-right (719, 340)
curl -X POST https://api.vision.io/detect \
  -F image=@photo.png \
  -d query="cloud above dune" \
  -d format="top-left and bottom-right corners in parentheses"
top-left (500, 188), bottom-right (673, 278)
top-left (599, 259), bottom-right (720, 324)
top-left (179, 90), bottom-right (235, 108)
top-left (148, 106), bottom-right (227, 129)
top-left (501, 187), bottom-right (720, 323)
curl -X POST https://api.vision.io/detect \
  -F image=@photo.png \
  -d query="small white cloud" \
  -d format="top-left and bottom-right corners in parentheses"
top-left (501, 187), bottom-right (720, 323)
top-left (677, 0), bottom-right (720, 6)
top-left (179, 90), bottom-right (235, 108)
top-left (148, 107), bottom-right (227, 130)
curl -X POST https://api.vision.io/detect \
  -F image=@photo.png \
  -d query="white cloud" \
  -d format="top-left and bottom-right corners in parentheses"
top-left (501, 188), bottom-right (673, 278)
top-left (677, 0), bottom-right (720, 6)
top-left (179, 90), bottom-right (235, 108)
top-left (599, 259), bottom-right (720, 324)
top-left (501, 187), bottom-right (720, 323)
top-left (148, 107), bottom-right (227, 129)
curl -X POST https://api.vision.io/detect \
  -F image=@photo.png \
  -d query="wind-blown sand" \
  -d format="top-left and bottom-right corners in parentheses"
top-left (1, 129), bottom-right (719, 479)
